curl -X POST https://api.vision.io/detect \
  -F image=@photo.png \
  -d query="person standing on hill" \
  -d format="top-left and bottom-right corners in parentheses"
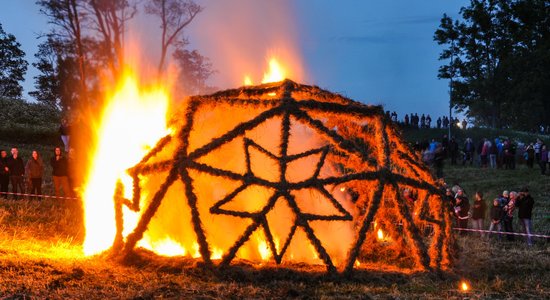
top-left (449, 138), bottom-right (459, 165)
top-left (534, 139), bottom-right (542, 162)
top-left (488, 198), bottom-right (504, 240)
top-left (0, 150), bottom-right (9, 196)
top-left (516, 187), bottom-right (534, 246)
top-left (503, 191), bottom-right (517, 241)
top-left (404, 114), bottom-right (410, 127)
top-left (454, 189), bottom-right (470, 235)
top-left (442, 116), bottom-right (449, 128)
top-left (480, 139), bottom-right (489, 168)
top-left (426, 114), bottom-right (432, 128)
top-left (25, 150), bottom-right (44, 200)
top-left (445, 188), bottom-right (456, 216)
top-left (463, 138), bottom-right (475, 166)
top-left (7, 148), bottom-right (25, 200)
top-left (525, 143), bottom-right (535, 168)
top-left (502, 140), bottom-right (512, 170)
top-left (434, 144), bottom-right (445, 178)
top-left (51, 147), bottom-right (72, 198)
top-left (489, 140), bottom-right (497, 169)
top-left (471, 191), bottom-right (486, 237)
top-left (539, 144), bottom-right (548, 175)
top-left (59, 118), bottom-right (71, 153)
top-left (391, 111), bottom-right (397, 122)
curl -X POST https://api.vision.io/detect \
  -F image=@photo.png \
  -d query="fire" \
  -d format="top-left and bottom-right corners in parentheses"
top-left (262, 58), bottom-right (285, 83)
top-left (139, 237), bottom-right (186, 257)
top-left (460, 281), bottom-right (470, 292)
top-left (377, 229), bottom-right (384, 241)
top-left (211, 247), bottom-right (223, 260)
top-left (243, 57), bottom-right (287, 85)
top-left (243, 75), bottom-right (253, 86)
top-left (257, 238), bottom-right (271, 261)
top-left (78, 50), bottom-right (450, 274)
top-left (82, 70), bottom-right (171, 256)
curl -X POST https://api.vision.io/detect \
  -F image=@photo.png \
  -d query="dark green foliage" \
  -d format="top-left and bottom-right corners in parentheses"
top-left (0, 97), bottom-right (60, 144)
top-left (29, 38), bottom-right (80, 111)
top-left (173, 48), bottom-right (216, 95)
top-left (435, 0), bottom-right (550, 130)
top-left (0, 23), bottom-right (28, 99)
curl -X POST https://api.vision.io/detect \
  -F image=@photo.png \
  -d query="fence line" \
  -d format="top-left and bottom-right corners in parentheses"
top-left (453, 227), bottom-right (550, 239)
top-left (0, 191), bottom-right (79, 200)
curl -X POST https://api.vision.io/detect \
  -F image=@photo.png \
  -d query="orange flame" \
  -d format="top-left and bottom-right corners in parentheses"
top-left (82, 69), bottom-right (171, 256)
top-left (138, 237), bottom-right (186, 257)
top-left (243, 57), bottom-right (287, 85)
top-left (262, 58), bottom-right (286, 83)
top-left (377, 229), bottom-right (384, 241)
top-left (460, 281), bottom-right (469, 292)
top-left (243, 75), bottom-right (253, 86)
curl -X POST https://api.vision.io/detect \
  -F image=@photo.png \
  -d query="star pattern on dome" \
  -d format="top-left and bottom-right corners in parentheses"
top-left (209, 135), bottom-right (352, 266)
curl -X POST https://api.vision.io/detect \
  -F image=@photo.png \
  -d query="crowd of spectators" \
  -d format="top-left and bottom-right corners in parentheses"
top-left (0, 147), bottom-right (75, 200)
top-left (416, 135), bottom-right (550, 177)
top-left (386, 110), bottom-right (550, 134)
top-left (385, 110), bottom-right (469, 129)
top-left (446, 186), bottom-right (535, 246)
top-left (0, 120), bottom-right (74, 200)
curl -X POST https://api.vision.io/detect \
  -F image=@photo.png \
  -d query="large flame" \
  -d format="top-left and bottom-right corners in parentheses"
top-left (83, 59), bottom-right (355, 265)
top-left (261, 58), bottom-right (286, 83)
top-left (82, 70), bottom-right (171, 255)
top-left (243, 57), bottom-right (287, 86)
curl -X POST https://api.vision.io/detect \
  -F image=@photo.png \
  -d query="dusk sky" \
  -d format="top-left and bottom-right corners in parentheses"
top-left (0, 1), bottom-right (468, 119)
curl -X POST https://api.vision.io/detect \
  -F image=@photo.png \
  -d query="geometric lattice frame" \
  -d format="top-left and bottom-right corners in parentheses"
top-left (113, 80), bottom-right (453, 275)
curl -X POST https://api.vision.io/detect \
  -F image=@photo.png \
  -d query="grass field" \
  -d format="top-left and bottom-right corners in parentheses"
top-left (0, 139), bottom-right (549, 299)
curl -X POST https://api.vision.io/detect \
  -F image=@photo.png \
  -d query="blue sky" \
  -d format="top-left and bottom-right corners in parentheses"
top-left (0, 0), bottom-right (468, 119)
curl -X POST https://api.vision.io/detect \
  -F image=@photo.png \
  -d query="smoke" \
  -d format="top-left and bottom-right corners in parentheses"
top-left (186, 0), bottom-right (306, 88)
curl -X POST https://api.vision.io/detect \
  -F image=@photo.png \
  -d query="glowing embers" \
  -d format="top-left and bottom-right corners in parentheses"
top-left (115, 80), bottom-right (452, 274)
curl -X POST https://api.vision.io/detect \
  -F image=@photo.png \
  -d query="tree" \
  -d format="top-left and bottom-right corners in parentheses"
top-left (29, 39), bottom-right (60, 109)
top-left (29, 38), bottom-right (80, 111)
top-left (173, 47), bottom-right (215, 95)
top-left (145, 0), bottom-right (202, 74)
top-left (37, 0), bottom-right (89, 109)
top-left (87, 0), bottom-right (137, 78)
top-left (0, 23), bottom-right (28, 99)
top-left (435, 0), bottom-right (550, 130)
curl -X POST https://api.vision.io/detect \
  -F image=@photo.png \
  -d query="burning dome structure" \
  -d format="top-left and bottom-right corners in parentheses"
top-left (110, 79), bottom-right (452, 274)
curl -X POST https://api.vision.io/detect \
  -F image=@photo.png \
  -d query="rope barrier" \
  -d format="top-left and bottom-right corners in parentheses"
top-left (453, 227), bottom-right (550, 239)
top-left (0, 191), bottom-right (79, 200)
